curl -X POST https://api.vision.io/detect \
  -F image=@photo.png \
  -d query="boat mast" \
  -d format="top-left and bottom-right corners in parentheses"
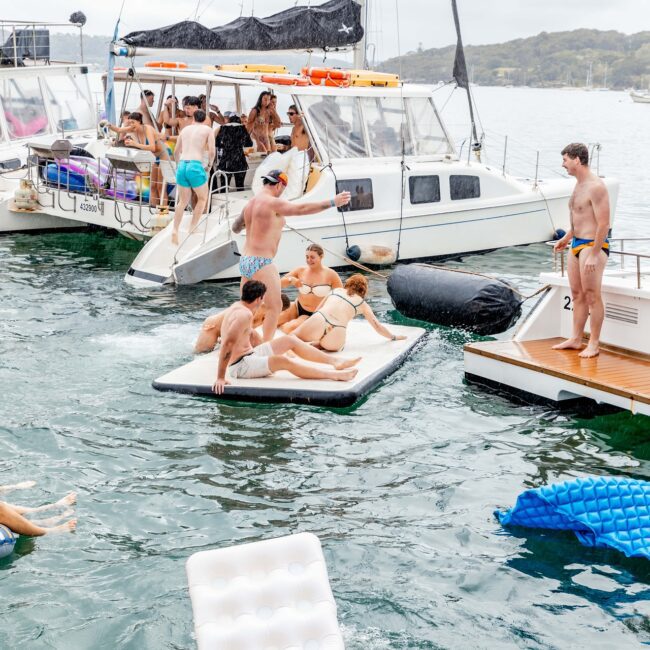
top-left (353, 0), bottom-right (368, 70)
top-left (451, 0), bottom-right (481, 161)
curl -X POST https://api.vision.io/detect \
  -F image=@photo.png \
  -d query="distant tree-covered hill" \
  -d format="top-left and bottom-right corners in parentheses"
top-left (379, 29), bottom-right (650, 89)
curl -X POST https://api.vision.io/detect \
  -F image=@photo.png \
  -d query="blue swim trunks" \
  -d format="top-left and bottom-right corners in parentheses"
top-left (176, 160), bottom-right (208, 188)
top-left (239, 255), bottom-right (274, 279)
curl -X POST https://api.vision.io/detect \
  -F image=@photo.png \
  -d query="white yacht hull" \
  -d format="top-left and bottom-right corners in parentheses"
top-left (127, 164), bottom-right (607, 287)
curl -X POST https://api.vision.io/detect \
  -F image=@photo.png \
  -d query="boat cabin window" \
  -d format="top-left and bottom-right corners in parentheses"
top-left (43, 73), bottom-right (94, 132)
top-left (335, 178), bottom-right (374, 211)
top-left (300, 95), bottom-right (367, 159)
top-left (406, 97), bottom-right (452, 156)
top-left (0, 77), bottom-right (48, 139)
top-left (361, 97), bottom-right (413, 157)
top-left (450, 175), bottom-right (480, 200)
top-left (409, 175), bottom-right (441, 204)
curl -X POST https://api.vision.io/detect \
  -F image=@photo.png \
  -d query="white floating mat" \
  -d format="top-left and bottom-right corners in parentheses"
top-left (186, 532), bottom-right (344, 650)
top-left (153, 321), bottom-right (425, 406)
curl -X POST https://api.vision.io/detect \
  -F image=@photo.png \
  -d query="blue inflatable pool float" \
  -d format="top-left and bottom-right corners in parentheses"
top-left (495, 476), bottom-right (650, 559)
top-left (0, 524), bottom-right (16, 558)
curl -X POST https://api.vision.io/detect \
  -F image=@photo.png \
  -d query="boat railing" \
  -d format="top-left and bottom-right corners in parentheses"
top-left (467, 128), bottom-right (603, 181)
top-left (0, 20), bottom-right (85, 67)
top-left (552, 237), bottom-right (650, 289)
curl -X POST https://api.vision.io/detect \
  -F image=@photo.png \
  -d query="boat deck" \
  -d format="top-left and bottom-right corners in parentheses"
top-left (464, 337), bottom-right (650, 414)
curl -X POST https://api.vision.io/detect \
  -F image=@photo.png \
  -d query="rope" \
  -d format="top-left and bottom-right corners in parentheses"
top-left (283, 222), bottom-right (389, 281)
top-left (417, 261), bottom-right (549, 302)
top-left (322, 162), bottom-right (351, 249)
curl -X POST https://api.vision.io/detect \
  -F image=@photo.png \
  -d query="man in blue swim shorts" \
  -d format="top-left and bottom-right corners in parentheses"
top-left (231, 169), bottom-right (352, 342)
top-left (171, 109), bottom-right (215, 245)
top-left (553, 142), bottom-right (611, 358)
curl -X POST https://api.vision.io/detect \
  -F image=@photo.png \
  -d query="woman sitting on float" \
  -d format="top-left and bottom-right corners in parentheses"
top-left (278, 244), bottom-right (343, 333)
top-left (292, 273), bottom-right (406, 351)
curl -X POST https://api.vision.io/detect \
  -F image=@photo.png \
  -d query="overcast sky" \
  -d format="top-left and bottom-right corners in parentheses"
top-left (11, 0), bottom-right (650, 61)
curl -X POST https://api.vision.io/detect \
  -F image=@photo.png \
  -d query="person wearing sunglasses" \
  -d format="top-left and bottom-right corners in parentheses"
top-left (287, 104), bottom-right (310, 153)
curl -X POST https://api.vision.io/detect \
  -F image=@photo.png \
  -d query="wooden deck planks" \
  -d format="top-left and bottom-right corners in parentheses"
top-left (465, 337), bottom-right (650, 405)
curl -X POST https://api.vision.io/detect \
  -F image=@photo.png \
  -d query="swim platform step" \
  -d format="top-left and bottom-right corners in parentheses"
top-left (464, 337), bottom-right (650, 415)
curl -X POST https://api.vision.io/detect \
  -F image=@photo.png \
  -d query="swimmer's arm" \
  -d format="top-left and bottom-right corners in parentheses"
top-left (269, 191), bottom-right (351, 217)
top-left (232, 204), bottom-right (248, 234)
top-left (126, 126), bottom-right (157, 153)
top-left (281, 267), bottom-right (303, 287)
top-left (207, 130), bottom-right (216, 168)
top-left (214, 314), bottom-right (246, 392)
top-left (174, 133), bottom-right (183, 162)
top-left (330, 269), bottom-right (344, 289)
top-left (359, 302), bottom-right (406, 340)
top-left (591, 184), bottom-right (610, 251)
top-left (554, 228), bottom-right (573, 252)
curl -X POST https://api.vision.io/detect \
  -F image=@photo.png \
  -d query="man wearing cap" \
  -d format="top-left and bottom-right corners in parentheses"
top-left (232, 171), bottom-right (351, 342)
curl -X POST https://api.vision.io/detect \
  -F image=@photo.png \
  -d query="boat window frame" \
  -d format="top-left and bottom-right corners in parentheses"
top-left (449, 174), bottom-right (481, 200)
top-left (0, 74), bottom-right (52, 141)
top-left (40, 72), bottom-right (96, 134)
top-left (335, 177), bottom-right (374, 212)
top-left (359, 95), bottom-right (414, 159)
top-left (297, 94), bottom-right (371, 162)
top-left (409, 174), bottom-right (441, 204)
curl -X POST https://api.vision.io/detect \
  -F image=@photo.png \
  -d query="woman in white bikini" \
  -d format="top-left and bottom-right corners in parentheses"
top-left (279, 244), bottom-right (343, 333)
top-left (292, 274), bottom-right (406, 351)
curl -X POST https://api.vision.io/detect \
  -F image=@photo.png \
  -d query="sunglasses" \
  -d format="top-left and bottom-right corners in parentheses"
top-left (287, 111), bottom-right (297, 116)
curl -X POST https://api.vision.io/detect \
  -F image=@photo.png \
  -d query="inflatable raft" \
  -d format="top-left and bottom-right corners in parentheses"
top-left (153, 321), bottom-right (425, 406)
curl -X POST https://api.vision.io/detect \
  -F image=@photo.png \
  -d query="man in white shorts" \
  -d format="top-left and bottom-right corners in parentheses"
top-left (213, 280), bottom-right (361, 394)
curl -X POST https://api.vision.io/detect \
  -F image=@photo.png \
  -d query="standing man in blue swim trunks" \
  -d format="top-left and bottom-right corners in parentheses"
top-left (171, 109), bottom-right (215, 245)
top-left (553, 142), bottom-right (611, 358)
top-left (232, 170), bottom-right (351, 342)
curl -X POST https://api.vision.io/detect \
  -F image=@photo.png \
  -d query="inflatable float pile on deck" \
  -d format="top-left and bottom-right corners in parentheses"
top-left (153, 321), bottom-right (425, 406)
top-left (186, 532), bottom-right (344, 650)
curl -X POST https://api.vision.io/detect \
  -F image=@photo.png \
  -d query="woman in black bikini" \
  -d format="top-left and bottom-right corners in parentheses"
top-left (292, 274), bottom-right (406, 351)
top-left (279, 244), bottom-right (343, 333)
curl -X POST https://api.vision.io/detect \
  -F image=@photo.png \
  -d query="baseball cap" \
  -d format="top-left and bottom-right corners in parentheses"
top-left (262, 169), bottom-right (288, 186)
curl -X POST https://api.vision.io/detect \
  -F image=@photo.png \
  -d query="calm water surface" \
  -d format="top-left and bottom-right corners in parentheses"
top-left (1, 87), bottom-right (650, 649)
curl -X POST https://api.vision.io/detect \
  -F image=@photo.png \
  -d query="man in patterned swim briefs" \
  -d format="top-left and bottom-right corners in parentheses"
top-left (231, 169), bottom-right (351, 342)
top-left (212, 280), bottom-right (361, 394)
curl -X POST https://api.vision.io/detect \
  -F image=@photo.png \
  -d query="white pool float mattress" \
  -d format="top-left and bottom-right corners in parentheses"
top-left (153, 321), bottom-right (425, 406)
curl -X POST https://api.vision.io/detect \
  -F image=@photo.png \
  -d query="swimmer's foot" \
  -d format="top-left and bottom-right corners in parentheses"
top-left (0, 480), bottom-right (36, 493)
top-left (56, 492), bottom-right (77, 508)
top-left (334, 356), bottom-right (361, 370)
top-left (34, 509), bottom-right (74, 527)
top-left (579, 344), bottom-right (600, 358)
top-left (335, 368), bottom-right (359, 381)
top-left (45, 519), bottom-right (76, 535)
top-left (552, 338), bottom-right (583, 351)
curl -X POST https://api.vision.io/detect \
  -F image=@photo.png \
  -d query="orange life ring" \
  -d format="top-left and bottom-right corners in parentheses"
top-left (301, 67), bottom-right (350, 81)
top-left (145, 61), bottom-right (188, 69)
top-left (261, 74), bottom-right (310, 86)
top-left (308, 76), bottom-right (351, 88)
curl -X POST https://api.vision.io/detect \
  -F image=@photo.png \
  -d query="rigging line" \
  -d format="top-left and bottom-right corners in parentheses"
top-left (323, 162), bottom-right (350, 249)
top-left (394, 0), bottom-right (405, 260)
top-left (283, 222), bottom-right (389, 281)
top-left (194, 1), bottom-right (202, 20)
top-left (197, 0), bottom-right (217, 19)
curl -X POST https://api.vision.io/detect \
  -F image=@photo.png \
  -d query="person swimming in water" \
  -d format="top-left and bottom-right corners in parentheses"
top-left (0, 482), bottom-right (76, 536)
top-left (278, 244), bottom-right (343, 333)
top-left (292, 274), bottom-right (406, 352)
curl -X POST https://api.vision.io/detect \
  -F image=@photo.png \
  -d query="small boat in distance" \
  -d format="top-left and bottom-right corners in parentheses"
top-left (630, 90), bottom-right (650, 104)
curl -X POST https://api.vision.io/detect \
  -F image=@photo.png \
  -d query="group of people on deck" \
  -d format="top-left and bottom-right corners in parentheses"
top-left (105, 89), bottom-right (312, 246)
top-left (193, 166), bottom-right (405, 394)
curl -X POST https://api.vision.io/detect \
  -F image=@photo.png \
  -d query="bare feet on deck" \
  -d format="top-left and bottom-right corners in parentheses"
top-left (46, 519), bottom-right (76, 534)
top-left (334, 356), bottom-right (361, 371)
top-left (552, 338), bottom-right (583, 351)
top-left (579, 344), bottom-right (600, 358)
top-left (335, 368), bottom-right (359, 381)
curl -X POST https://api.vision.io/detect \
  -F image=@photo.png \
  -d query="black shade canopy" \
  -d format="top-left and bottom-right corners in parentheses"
top-left (121, 0), bottom-right (363, 52)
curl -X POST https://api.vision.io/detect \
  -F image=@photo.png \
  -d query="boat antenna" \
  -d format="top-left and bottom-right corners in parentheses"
top-left (451, 0), bottom-right (481, 161)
